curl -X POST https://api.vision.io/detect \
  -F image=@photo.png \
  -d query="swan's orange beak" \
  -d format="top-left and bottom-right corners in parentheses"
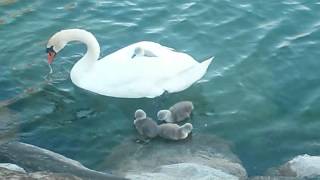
top-left (47, 51), bottom-right (56, 64)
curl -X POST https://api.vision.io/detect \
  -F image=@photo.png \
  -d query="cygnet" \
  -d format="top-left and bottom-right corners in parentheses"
top-left (157, 101), bottom-right (194, 123)
top-left (158, 123), bottom-right (193, 140)
top-left (131, 47), bottom-right (157, 58)
top-left (134, 109), bottom-right (159, 138)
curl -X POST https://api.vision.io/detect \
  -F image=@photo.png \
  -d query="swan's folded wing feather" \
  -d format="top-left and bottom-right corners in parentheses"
top-left (161, 57), bottom-right (214, 93)
top-left (134, 41), bottom-right (178, 58)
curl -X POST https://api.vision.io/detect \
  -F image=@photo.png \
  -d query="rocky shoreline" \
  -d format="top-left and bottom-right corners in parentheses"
top-left (0, 141), bottom-right (126, 180)
top-left (1, 137), bottom-right (320, 180)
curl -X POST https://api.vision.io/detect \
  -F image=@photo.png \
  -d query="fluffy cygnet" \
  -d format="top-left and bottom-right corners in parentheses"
top-left (157, 101), bottom-right (194, 123)
top-left (134, 109), bottom-right (159, 138)
top-left (158, 123), bottom-right (193, 140)
top-left (131, 47), bottom-right (157, 58)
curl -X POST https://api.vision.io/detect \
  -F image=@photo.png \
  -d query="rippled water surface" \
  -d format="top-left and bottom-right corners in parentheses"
top-left (1, 0), bottom-right (320, 176)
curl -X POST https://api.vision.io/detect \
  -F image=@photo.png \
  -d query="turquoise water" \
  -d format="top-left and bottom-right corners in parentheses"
top-left (1, 0), bottom-right (320, 177)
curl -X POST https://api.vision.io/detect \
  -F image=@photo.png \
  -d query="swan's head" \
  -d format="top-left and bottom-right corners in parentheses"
top-left (132, 47), bottom-right (144, 58)
top-left (135, 109), bottom-right (147, 120)
top-left (157, 110), bottom-right (172, 122)
top-left (46, 30), bottom-right (68, 64)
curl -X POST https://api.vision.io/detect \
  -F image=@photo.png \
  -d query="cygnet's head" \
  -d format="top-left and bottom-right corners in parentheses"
top-left (185, 102), bottom-right (194, 113)
top-left (132, 47), bottom-right (144, 58)
top-left (157, 110), bottom-right (172, 122)
top-left (135, 109), bottom-right (146, 120)
top-left (180, 123), bottom-right (193, 136)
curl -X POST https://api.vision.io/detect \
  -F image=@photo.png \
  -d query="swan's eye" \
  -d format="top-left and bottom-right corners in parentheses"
top-left (46, 46), bottom-right (55, 53)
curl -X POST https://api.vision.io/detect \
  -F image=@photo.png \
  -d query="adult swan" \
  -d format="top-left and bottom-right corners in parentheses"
top-left (46, 29), bottom-right (213, 98)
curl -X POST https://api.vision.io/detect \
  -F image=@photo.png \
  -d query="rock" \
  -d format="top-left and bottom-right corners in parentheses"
top-left (103, 134), bottom-right (247, 180)
top-left (126, 163), bottom-right (239, 180)
top-left (0, 167), bottom-right (81, 180)
top-left (280, 154), bottom-right (320, 178)
top-left (249, 176), bottom-right (301, 180)
top-left (268, 154), bottom-right (320, 179)
top-left (0, 141), bottom-right (126, 180)
top-left (0, 163), bottom-right (26, 173)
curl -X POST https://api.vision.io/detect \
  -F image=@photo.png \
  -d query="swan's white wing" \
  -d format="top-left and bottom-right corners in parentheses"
top-left (161, 57), bottom-right (214, 93)
top-left (100, 41), bottom-right (196, 64)
top-left (72, 41), bottom-right (212, 98)
top-left (92, 56), bottom-right (196, 86)
top-left (134, 42), bottom-right (196, 64)
top-left (75, 56), bottom-right (212, 98)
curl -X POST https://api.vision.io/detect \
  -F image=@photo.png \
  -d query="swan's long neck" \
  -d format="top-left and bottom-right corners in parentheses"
top-left (55, 29), bottom-right (100, 86)
top-left (61, 29), bottom-right (100, 65)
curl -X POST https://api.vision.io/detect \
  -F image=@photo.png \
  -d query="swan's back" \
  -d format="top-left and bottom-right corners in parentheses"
top-left (71, 41), bottom-right (213, 98)
top-left (102, 41), bottom-right (196, 64)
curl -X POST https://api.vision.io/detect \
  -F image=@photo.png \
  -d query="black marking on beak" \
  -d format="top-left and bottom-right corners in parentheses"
top-left (46, 46), bottom-right (56, 54)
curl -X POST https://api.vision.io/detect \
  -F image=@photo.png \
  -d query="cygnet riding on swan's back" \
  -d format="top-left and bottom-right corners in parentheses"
top-left (131, 47), bottom-right (158, 58)
top-left (46, 29), bottom-right (213, 98)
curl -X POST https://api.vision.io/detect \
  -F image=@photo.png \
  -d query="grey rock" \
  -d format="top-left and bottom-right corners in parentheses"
top-left (102, 134), bottom-right (247, 179)
top-left (126, 163), bottom-right (239, 180)
top-left (249, 176), bottom-right (301, 180)
top-left (0, 167), bottom-right (81, 180)
top-left (0, 163), bottom-right (26, 173)
top-left (0, 141), bottom-right (126, 180)
top-left (268, 154), bottom-right (320, 179)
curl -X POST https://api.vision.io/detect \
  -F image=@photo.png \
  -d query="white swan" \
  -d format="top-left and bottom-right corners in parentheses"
top-left (46, 29), bottom-right (213, 98)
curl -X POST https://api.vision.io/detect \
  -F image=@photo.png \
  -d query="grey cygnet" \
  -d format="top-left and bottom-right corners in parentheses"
top-left (158, 123), bottom-right (193, 140)
top-left (131, 47), bottom-right (157, 58)
top-left (134, 109), bottom-right (159, 138)
top-left (157, 101), bottom-right (194, 123)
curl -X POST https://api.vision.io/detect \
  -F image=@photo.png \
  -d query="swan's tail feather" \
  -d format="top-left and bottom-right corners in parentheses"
top-left (162, 57), bottom-right (214, 93)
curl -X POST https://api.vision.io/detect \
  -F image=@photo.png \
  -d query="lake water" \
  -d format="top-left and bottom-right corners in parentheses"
top-left (0, 0), bottom-right (320, 177)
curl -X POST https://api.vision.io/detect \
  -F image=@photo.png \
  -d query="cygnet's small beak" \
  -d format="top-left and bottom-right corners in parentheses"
top-left (131, 54), bottom-right (136, 59)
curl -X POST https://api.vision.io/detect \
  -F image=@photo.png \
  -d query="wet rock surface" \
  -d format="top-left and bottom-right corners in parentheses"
top-left (249, 176), bottom-right (301, 180)
top-left (0, 167), bottom-right (82, 180)
top-left (0, 141), bottom-right (126, 180)
top-left (125, 162), bottom-right (239, 180)
top-left (0, 163), bottom-right (26, 173)
top-left (266, 154), bottom-right (320, 180)
top-left (103, 134), bottom-right (247, 180)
